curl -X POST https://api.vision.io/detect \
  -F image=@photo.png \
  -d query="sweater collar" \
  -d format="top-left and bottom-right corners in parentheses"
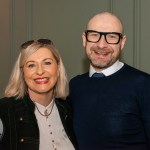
top-left (89, 60), bottom-right (124, 77)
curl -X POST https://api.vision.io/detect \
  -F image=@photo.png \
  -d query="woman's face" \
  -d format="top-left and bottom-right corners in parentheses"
top-left (23, 47), bottom-right (59, 97)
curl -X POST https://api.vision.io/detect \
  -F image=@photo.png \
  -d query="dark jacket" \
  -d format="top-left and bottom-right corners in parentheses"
top-left (0, 94), bottom-right (78, 150)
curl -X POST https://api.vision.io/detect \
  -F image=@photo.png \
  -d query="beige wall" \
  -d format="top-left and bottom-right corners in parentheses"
top-left (0, 0), bottom-right (150, 98)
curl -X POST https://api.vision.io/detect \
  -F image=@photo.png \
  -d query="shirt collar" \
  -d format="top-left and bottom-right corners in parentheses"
top-left (34, 99), bottom-right (54, 114)
top-left (89, 60), bottom-right (124, 77)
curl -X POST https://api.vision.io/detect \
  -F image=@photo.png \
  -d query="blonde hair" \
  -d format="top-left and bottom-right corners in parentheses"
top-left (5, 39), bottom-right (69, 99)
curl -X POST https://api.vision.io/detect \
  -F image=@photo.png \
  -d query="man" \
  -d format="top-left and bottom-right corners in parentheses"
top-left (69, 12), bottom-right (150, 150)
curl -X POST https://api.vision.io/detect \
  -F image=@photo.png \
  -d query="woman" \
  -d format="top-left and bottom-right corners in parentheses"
top-left (0, 39), bottom-right (78, 150)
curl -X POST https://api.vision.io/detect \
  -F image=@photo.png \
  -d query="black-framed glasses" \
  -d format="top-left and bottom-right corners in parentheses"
top-left (85, 30), bottom-right (123, 44)
top-left (21, 39), bottom-right (52, 49)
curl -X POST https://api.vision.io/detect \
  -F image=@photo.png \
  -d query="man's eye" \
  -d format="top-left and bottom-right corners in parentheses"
top-left (89, 33), bottom-right (99, 37)
top-left (108, 34), bottom-right (118, 39)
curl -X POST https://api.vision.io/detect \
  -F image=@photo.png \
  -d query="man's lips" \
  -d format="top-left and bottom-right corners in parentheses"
top-left (93, 50), bottom-right (110, 57)
top-left (94, 49), bottom-right (110, 54)
top-left (34, 77), bottom-right (49, 84)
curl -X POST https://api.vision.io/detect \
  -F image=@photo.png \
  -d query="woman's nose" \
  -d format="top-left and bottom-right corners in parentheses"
top-left (36, 65), bottom-right (45, 75)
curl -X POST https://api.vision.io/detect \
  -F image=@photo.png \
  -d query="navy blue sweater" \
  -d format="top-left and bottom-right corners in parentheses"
top-left (69, 64), bottom-right (150, 150)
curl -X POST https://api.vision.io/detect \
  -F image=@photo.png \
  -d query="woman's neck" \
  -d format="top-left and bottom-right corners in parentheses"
top-left (28, 90), bottom-right (54, 107)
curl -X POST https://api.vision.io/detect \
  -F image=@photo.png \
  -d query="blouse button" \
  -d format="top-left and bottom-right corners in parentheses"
top-left (20, 138), bottom-right (24, 142)
top-left (19, 117), bottom-right (23, 121)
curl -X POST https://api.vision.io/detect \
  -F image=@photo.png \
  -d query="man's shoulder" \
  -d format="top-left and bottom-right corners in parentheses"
top-left (123, 64), bottom-right (150, 77)
top-left (70, 72), bottom-right (89, 82)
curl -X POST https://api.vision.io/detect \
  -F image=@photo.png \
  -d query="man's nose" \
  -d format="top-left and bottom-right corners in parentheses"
top-left (97, 35), bottom-right (108, 48)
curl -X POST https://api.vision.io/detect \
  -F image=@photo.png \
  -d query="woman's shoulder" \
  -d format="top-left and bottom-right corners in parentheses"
top-left (55, 98), bottom-right (72, 112)
top-left (0, 97), bottom-right (20, 110)
top-left (0, 96), bottom-right (16, 102)
top-left (55, 98), bottom-right (70, 107)
top-left (0, 97), bottom-right (14, 104)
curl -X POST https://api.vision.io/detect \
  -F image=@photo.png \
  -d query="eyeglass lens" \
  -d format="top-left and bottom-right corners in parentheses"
top-left (86, 30), bottom-right (122, 44)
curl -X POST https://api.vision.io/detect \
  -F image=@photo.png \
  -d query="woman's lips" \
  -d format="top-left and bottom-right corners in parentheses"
top-left (34, 77), bottom-right (49, 84)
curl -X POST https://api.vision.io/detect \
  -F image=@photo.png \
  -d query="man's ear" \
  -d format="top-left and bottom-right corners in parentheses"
top-left (121, 35), bottom-right (126, 50)
top-left (82, 32), bottom-right (86, 47)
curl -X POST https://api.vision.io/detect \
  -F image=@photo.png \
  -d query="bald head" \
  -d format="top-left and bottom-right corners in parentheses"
top-left (87, 12), bottom-right (124, 34)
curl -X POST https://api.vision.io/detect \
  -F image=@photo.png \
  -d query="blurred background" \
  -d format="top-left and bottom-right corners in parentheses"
top-left (0, 0), bottom-right (150, 98)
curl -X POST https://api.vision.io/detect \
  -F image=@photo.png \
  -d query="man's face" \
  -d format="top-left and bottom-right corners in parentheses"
top-left (82, 13), bottom-right (126, 72)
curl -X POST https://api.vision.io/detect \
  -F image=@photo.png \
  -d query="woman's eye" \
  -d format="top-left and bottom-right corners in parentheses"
top-left (45, 61), bottom-right (51, 65)
top-left (28, 64), bottom-right (35, 68)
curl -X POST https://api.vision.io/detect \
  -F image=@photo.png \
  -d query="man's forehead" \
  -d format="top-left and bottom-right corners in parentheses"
top-left (87, 14), bottom-right (123, 33)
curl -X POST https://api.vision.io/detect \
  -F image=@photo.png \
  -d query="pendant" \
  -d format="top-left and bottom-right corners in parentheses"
top-left (44, 109), bottom-right (49, 119)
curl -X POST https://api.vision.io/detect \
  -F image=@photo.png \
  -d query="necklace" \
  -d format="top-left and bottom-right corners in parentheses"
top-left (34, 100), bottom-right (54, 118)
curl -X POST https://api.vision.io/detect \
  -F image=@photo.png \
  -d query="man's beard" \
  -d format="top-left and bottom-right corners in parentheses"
top-left (87, 48), bottom-right (120, 70)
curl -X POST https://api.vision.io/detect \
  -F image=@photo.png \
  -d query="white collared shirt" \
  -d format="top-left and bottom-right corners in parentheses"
top-left (89, 60), bottom-right (124, 77)
top-left (34, 100), bottom-right (75, 150)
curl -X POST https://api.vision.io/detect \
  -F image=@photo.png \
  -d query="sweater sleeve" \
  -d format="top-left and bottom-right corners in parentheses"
top-left (140, 76), bottom-right (150, 149)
